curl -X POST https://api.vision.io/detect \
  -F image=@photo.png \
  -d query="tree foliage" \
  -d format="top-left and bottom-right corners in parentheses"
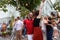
top-left (18, 0), bottom-right (41, 11)
top-left (0, 0), bottom-right (16, 7)
top-left (0, 0), bottom-right (41, 11)
top-left (0, 0), bottom-right (16, 12)
top-left (53, 2), bottom-right (60, 11)
top-left (0, 0), bottom-right (41, 17)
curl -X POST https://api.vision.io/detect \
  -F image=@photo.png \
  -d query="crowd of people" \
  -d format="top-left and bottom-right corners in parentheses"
top-left (0, 10), bottom-right (60, 40)
top-left (12, 10), bottom-right (60, 40)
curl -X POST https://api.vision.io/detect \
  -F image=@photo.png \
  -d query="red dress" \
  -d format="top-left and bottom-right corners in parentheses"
top-left (33, 18), bottom-right (43, 40)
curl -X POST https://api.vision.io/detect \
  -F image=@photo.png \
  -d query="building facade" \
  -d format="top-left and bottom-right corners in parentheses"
top-left (37, 0), bottom-right (55, 16)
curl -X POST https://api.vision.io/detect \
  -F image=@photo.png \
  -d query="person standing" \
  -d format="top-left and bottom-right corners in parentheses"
top-left (24, 13), bottom-right (33, 40)
top-left (14, 17), bottom-right (23, 40)
top-left (33, 10), bottom-right (43, 40)
top-left (46, 17), bottom-right (53, 40)
top-left (40, 16), bottom-right (48, 40)
top-left (1, 23), bottom-right (7, 37)
top-left (51, 20), bottom-right (59, 40)
top-left (57, 18), bottom-right (60, 37)
top-left (12, 18), bottom-right (17, 33)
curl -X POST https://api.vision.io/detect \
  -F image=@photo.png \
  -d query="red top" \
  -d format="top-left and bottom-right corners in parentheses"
top-left (24, 19), bottom-right (33, 34)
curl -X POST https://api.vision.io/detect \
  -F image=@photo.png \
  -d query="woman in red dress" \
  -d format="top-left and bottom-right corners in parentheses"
top-left (33, 10), bottom-right (43, 40)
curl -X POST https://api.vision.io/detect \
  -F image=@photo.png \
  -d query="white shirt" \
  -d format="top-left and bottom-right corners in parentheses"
top-left (53, 26), bottom-right (58, 31)
top-left (40, 19), bottom-right (47, 32)
top-left (53, 25), bottom-right (59, 39)
top-left (14, 20), bottom-right (23, 31)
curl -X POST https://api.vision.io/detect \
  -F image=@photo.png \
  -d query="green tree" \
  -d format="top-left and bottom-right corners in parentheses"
top-left (18, 0), bottom-right (41, 11)
top-left (0, 0), bottom-right (41, 17)
top-left (0, 0), bottom-right (41, 11)
top-left (53, 2), bottom-right (60, 11)
top-left (0, 0), bottom-right (17, 12)
top-left (0, 0), bottom-right (17, 7)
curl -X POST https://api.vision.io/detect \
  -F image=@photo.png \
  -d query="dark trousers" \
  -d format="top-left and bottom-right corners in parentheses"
top-left (46, 29), bottom-right (53, 40)
top-left (22, 27), bottom-right (26, 36)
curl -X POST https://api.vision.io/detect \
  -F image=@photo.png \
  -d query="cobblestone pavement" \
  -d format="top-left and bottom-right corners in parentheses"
top-left (0, 34), bottom-right (60, 40)
top-left (0, 37), bottom-right (10, 40)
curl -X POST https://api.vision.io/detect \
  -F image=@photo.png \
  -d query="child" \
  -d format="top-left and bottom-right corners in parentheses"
top-left (51, 20), bottom-right (59, 40)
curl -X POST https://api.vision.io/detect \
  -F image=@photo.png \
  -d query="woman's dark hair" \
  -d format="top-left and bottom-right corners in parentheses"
top-left (33, 10), bottom-right (39, 17)
top-left (17, 17), bottom-right (20, 20)
top-left (51, 12), bottom-right (55, 16)
top-left (48, 17), bottom-right (52, 21)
